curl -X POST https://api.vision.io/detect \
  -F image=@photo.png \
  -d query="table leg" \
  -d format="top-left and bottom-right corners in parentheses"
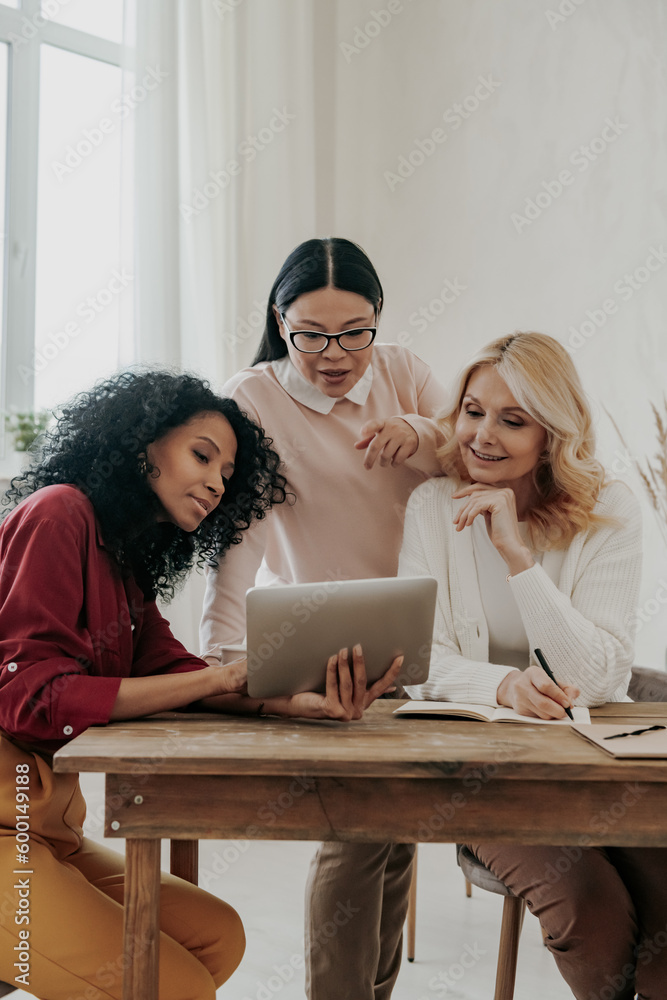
top-left (406, 846), bottom-right (418, 962)
top-left (123, 838), bottom-right (161, 1000)
top-left (170, 839), bottom-right (199, 884)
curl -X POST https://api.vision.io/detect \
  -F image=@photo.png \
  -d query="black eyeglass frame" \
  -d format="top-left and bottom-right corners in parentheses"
top-left (279, 312), bottom-right (378, 353)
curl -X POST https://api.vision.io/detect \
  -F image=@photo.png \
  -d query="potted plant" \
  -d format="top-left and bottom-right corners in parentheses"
top-left (4, 409), bottom-right (51, 453)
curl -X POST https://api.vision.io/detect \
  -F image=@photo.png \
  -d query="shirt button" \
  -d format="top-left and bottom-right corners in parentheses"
top-left (63, 725), bottom-right (73, 736)
top-left (7, 662), bottom-right (17, 672)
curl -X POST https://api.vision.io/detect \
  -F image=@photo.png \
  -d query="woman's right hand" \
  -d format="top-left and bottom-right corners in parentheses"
top-left (209, 657), bottom-right (248, 695)
top-left (279, 644), bottom-right (404, 721)
top-left (497, 665), bottom-right (579, 719)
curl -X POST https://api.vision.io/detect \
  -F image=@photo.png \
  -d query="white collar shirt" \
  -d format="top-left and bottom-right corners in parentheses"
top-left (271, 354), bottom-right (374, 414)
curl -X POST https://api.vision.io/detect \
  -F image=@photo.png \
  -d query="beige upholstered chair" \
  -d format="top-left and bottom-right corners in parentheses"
top-left (406, 844), bottom-right (526, 1000)
top-left (404, 666), bottom-right (667, 1000)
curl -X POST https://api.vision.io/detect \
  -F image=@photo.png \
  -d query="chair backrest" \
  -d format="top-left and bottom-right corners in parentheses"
top-left (628, 666), bottom-right (667, 703)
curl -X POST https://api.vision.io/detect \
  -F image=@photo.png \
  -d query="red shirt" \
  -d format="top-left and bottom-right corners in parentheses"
top-left (0, 485), bottom-right (205, 751)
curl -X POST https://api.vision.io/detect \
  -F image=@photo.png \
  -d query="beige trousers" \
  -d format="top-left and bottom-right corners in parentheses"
top-left (0, 736), bottom-right (245, 1000)
top-left (305, 841), bottom-right (415, 1000)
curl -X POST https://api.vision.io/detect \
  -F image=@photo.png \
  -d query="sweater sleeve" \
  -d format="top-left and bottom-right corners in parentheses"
top-left (398, 489), bottom-right (515, 704)
top-left (198, 376), bottom-right (270, 655)
top-left (507, 485), bottom-right (642, 705)
top-left (199, 515), bottom-right (270, 655)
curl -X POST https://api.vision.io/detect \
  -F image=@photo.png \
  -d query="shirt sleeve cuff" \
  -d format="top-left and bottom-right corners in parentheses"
top-left (53, 675), bottom-right (122, 741)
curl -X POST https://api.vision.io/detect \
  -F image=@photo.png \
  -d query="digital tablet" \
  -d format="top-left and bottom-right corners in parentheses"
top-left (246, 575), bottom-right (437, 698)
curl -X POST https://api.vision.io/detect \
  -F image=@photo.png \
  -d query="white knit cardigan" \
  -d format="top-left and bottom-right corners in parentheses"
top-left (398, 477), bottom-right (642, 707)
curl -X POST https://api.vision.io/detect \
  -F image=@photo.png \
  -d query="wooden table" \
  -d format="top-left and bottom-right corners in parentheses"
top-left (53, 701), bottom-right (667, 1000)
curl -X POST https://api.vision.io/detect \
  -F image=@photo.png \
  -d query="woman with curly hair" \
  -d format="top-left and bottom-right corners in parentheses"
top-left (0, 370), bottom-right (400, 1000)
top-left (399, 332), bottom-right (667, 999)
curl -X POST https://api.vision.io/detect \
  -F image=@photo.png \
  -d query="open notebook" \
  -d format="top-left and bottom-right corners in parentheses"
top-left (394, 701), bottom-right (590, 726)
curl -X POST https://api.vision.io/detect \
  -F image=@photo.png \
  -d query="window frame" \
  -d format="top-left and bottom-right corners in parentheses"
top-left (0, 0), bottom-right (122, 458)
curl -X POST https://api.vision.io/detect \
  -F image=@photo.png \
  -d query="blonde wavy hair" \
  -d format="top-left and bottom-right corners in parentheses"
top-left (437, 332), bottom-right (610, 549)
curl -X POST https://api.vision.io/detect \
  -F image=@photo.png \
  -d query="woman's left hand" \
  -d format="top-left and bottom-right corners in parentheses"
top-left (355, 417), bottom-right (419, 469)
top-left (282, 645), bottom-right (404, 721)
top-left (452, 482), bottom-right (534, 575)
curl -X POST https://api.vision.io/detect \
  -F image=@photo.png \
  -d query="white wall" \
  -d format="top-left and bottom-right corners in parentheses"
top-left (169, 0), bottom-right (667, 668)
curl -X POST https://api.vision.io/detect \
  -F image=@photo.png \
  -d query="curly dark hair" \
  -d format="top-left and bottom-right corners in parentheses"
top-left (1, 370), bottom-right (287, 599)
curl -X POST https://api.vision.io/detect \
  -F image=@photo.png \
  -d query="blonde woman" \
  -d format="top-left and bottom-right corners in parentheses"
top-left (399, 332), bottom-right (666, 999)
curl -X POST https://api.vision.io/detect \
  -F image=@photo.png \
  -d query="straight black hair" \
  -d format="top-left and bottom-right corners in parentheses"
top-left (251, 237), bottom-right (384, 364)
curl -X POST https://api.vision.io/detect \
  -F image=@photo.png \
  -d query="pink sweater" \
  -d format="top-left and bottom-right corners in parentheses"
top-left (200, 345), bottom-right (447, 653)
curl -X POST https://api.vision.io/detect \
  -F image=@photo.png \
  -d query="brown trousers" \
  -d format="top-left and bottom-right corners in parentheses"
top-left (305, 841), bottom-right (415, 1000)
top-left (0, 736), bottom-right (244, 1000)
top-left (469, 841), bottom-right (667, 1000)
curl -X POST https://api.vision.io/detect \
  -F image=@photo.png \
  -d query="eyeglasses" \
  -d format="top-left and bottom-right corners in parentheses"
top-left (280, 312), bottom-right (377, 354)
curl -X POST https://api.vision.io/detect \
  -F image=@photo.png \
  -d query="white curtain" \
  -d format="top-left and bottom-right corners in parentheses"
top-left (122, 0), bottom-right (320, 379)
top-left (121, 0), bottom-right (323, 647)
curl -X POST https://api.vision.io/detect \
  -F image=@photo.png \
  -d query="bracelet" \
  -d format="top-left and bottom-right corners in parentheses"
top-left (506, 573), bottom-right (512, 583)
top-left (256, 702), bottom-right (266, 718)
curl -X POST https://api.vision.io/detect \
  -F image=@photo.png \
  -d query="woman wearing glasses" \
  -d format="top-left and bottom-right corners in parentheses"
top-left (200, 237), bottom-right (447, 1000)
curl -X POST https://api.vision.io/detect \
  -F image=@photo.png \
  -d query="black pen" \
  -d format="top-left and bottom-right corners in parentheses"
top-left (534, 648), bottom-right (574, 720)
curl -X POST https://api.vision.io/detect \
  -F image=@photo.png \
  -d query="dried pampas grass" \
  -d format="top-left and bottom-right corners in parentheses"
top-left (607, 398), bottom-right (667, 548)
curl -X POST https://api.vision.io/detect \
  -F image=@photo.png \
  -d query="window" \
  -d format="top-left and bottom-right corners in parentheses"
top-left (41, 0), bottom-right (123, 44)
top-left (35, 44), bottom-right (123, 410)
top-left (0, 0), bottom-right (127, 468)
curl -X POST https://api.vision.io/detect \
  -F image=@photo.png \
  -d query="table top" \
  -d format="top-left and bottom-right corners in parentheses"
top-left (53, 701), bottom-right (667, 782)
